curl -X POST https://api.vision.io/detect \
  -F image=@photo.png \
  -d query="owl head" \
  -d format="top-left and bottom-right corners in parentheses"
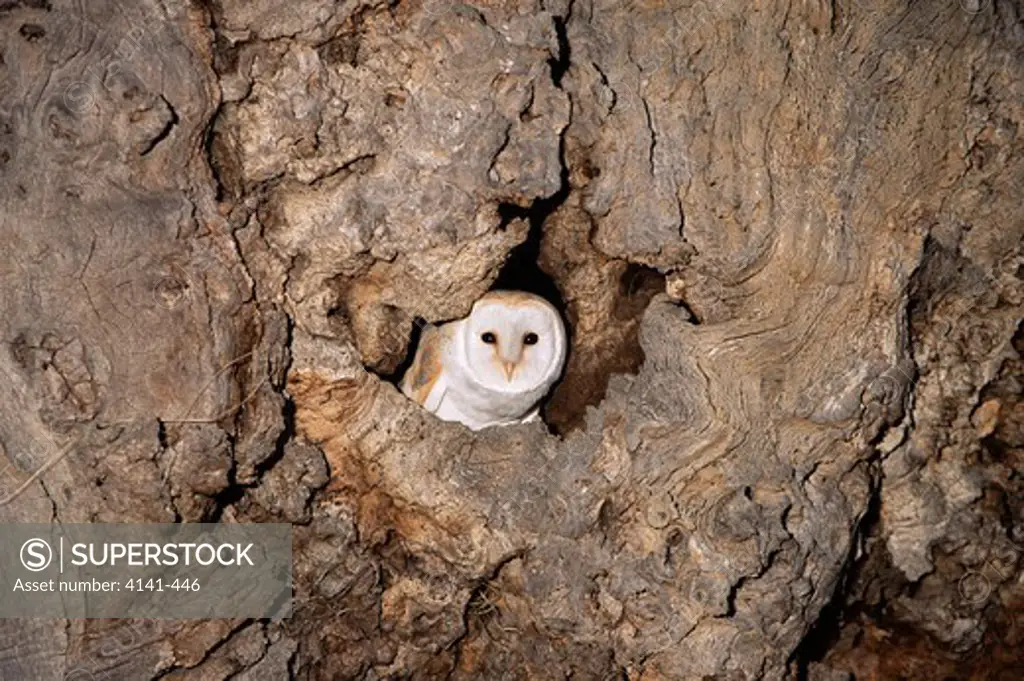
top-left (457, 290), bottom-right (567, 394)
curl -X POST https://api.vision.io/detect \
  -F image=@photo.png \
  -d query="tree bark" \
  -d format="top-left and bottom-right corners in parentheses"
top-left (1, 0), bottom-right (1021, 679)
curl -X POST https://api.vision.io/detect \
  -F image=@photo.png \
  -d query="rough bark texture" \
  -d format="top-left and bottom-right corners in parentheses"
top-left (1, 0), bottom-right (1022, 679)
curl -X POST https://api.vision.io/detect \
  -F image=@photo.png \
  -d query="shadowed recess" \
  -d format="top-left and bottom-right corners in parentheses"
top-left (544, 263), bottom-right (665, 434)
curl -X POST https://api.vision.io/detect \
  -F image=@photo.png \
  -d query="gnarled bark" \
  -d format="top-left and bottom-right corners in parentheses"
top-left (1, 0), bottom-right (1021, 679)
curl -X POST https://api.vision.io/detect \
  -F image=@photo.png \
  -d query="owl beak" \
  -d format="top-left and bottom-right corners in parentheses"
top-left (502, 360), bottom-right (517, 382)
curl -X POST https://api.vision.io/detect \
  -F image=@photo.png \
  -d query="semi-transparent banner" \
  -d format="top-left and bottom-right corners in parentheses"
top-left (0, 524), bottom-right (291, 618)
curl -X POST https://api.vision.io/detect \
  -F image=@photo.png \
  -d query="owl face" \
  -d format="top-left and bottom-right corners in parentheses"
top-left (458, 292), bottom-right (567, 394)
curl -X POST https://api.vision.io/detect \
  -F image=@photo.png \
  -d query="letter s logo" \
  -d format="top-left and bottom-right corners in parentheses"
top-left (20, 538), bottom-right (53, 572)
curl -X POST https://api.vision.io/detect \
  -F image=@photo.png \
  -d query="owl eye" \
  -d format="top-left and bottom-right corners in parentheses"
top-left (523, 332), bottom-right (538, 345)
top-left (480, 331), bottom-right (497, 344)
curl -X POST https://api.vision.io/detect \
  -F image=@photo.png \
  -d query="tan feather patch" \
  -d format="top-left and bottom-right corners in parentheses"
top-left (479, 289), bottom-right (551, 309)
top-left (401, 324), bottom-right (446, 406)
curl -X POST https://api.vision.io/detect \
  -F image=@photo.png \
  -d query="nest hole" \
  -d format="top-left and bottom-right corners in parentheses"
top-left (377, 210), bottom-right (668, 437)
top-left (370, 148), bottom-right (669, 438)
top-left (494, 195), bottom-right (667, 434)
top-left (544, 262), bottom-right (665, 435)
top-left (493, 204), bottom-right (567, 309)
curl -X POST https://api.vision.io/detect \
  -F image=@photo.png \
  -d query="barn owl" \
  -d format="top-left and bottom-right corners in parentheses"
top-left (400, 290), bottom-right (567, 430)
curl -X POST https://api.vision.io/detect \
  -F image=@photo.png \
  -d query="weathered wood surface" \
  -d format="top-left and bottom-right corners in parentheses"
top-left (0, 1), bottom-right (1021, 679)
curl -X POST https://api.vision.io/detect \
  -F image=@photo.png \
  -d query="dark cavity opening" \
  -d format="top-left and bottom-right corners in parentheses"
top-left (493, 202), bottom-right (567, 312)
top-left (544, 263), bottom-right (665, 435)
top-left (382, 315), bottom-right (427, 387)
top-left (494, 128), bottom-right (570, 307)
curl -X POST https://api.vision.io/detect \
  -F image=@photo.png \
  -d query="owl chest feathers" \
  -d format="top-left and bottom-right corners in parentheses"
top-left (437, 342), bottom-right (549, 428)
